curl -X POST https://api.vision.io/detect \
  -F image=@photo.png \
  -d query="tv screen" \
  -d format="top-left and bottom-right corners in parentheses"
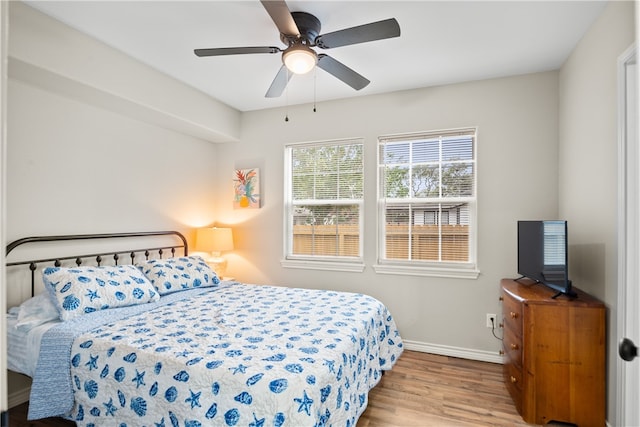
top-left (517, 220), bottom-right (576, 298)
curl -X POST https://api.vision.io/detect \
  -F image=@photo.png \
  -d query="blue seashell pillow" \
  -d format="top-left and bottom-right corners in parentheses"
top-left (137, 255), bottom-right (220, 295)
top-left (43, 265), bottom-right (160, 321)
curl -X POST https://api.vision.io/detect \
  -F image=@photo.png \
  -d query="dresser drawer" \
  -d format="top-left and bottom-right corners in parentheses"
top-left (501, 290), bottom-right (523, 335)
top-left (504, 360), bottom-right (523, 414)
top-left (503, 326), bottom-right (523, 368)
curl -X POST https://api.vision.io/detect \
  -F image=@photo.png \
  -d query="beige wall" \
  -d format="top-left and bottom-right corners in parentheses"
top-left (6, 79), bottom-right (219, 248)
top-left (558, 1), bottom-right (636, 424)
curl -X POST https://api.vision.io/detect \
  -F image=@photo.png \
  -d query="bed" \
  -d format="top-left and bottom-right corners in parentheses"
top-left (6, 231), bottom-right (403, 427)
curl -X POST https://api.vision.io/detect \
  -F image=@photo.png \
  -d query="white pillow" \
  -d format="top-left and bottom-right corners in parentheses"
top-left (15, 293), bottom-right (60, 331)
top-left (43, 265), bottom-right (160, 321)
top-left (138, 255), bottom-right (220, 295)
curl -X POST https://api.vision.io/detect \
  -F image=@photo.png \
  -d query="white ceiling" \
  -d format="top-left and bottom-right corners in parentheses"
top-left (24, 1), bottom-right (608, 112)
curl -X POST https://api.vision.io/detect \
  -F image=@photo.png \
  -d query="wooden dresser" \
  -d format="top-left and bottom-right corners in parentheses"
top-left (500, 278), bottom-right (605, 426)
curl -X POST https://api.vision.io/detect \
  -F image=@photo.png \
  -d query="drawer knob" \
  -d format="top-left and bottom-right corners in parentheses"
top-left (510, 376), bottom-right (517, 383)
top-left (499, 350), bottom-right (505, 355)
top-left (499, 296), bottom-right (504, 301)
top-left (510, 311), bottom-right (519, 319)
top-left (510, 343), bottom-right (519, 350)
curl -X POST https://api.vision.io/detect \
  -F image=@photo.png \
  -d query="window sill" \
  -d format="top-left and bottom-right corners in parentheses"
top-left (280, 259), bottom-right (366, 273)
top-left (372, 263), bottom-right (480, 279)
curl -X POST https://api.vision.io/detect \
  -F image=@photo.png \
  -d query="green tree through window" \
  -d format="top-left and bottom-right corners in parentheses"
top-left (285, 139), bottom-right (364, 260)
top-left (378, 129), bottom-right (477, 267)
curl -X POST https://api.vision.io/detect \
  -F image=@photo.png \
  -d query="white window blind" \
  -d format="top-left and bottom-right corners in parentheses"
top-left (543, 221), bottom-right (566, 266)
top-left (377, 128), bottom-right (477, 271)
top-left (284, 139), bottom-right (364, 262)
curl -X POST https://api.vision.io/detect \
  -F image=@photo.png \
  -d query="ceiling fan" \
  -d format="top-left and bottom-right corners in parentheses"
top-left (194, 0), bottom-right (401, 98)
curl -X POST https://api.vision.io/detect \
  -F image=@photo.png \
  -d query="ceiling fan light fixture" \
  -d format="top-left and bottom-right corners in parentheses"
top-left (282, 44), bottom-right (317, 74)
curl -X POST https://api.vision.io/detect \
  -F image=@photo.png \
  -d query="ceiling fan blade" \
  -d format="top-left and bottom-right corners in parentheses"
top-left (315, 18), bottom-right (400, 49)
top-left (317, 54), bottom-right (370, 91)
top-left (265, 65), bottom-right (293, 98)
top-left (194, 46), bottom-right (280, 57)
top-left (260, 0), bottom-right (299, 37)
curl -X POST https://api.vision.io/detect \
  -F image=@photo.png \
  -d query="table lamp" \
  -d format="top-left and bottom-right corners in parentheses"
top-left (196, 227), bottom-right (234, 278)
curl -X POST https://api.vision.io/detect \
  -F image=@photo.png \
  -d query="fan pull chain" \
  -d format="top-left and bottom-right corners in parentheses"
top-left (313, 67), bottom-right (317, 113)
top-left (285, 69), bottom-right (290, 122)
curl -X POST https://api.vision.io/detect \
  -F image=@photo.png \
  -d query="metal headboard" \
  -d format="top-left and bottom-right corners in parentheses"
top-left (5, 231), bottom-right (188, 296)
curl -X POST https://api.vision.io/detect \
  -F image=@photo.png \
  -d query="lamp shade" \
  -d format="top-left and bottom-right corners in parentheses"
top-left (196, 227), bottom-right (234, 254)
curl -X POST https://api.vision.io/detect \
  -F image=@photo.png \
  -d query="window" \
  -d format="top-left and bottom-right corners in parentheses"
top-left (283, 138), bottom-right (364, 271)
top-left (375, 128), bottom-right (479, 278)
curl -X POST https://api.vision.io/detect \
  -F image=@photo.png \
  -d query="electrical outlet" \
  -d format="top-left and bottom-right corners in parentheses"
top-left (486, 313), bottom-right (497, 328)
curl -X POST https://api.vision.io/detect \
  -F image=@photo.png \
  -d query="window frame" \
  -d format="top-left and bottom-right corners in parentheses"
top-left (281, 138), bottom-right (365, 272)
top-left (374, 127), bottom-right (480, 279)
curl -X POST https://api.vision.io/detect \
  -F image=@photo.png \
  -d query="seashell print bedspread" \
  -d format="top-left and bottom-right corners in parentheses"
top-left (52, 283), bottom-right (403, 426)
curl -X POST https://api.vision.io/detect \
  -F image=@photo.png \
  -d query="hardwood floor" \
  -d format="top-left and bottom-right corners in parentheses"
top-left (8, 350), bottom-right (534, 426)
top-left (358, 350), bottom-right (533, 426)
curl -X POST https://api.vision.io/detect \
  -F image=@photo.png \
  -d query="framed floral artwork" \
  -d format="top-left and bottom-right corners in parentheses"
top-left (233, 168), bottom-right (260, 209)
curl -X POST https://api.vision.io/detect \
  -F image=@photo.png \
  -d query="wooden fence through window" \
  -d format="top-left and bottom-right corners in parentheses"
top-left (292, 224), bottom-right (469, 260)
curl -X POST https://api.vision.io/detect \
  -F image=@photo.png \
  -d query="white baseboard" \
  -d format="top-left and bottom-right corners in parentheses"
top-left (7, 387), bottom-right (29, 409)
top-left (403, 339), bottom-right (504, 364)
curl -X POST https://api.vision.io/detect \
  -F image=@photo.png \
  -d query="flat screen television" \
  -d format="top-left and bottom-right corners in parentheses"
top-left (517, 220), bottom-right (576, 298)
